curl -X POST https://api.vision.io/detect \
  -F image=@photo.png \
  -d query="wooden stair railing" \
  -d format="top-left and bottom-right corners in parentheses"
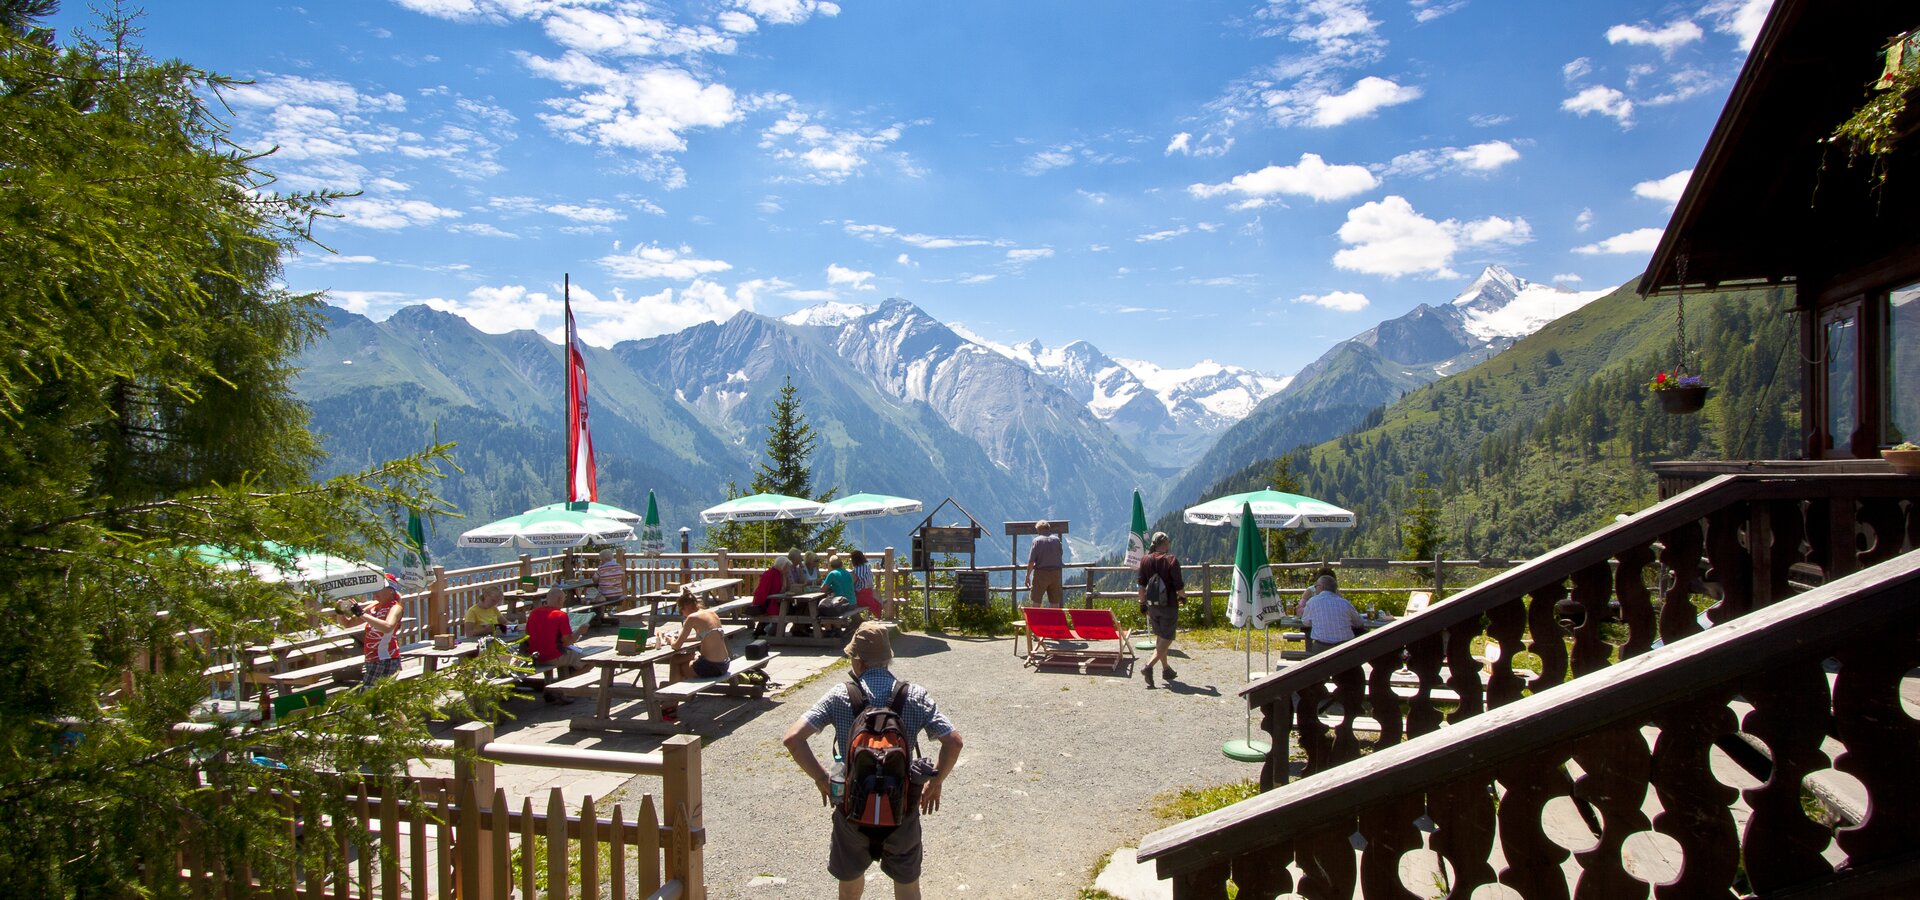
top-left (1140, 549), bottom-right (1920, 899)
top-left (1237, 473), bottom-right (1919, 794)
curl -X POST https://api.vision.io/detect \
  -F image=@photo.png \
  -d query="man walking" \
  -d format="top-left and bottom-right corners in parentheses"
top-left (1025, 520), bottom-right (1064, 608)
top-left (1136, 531), bottom-right (1185, 687)
top-left (1299, 574), bottom-right (1369, 655)
top-left (783, 622), bottom-right (964, 899)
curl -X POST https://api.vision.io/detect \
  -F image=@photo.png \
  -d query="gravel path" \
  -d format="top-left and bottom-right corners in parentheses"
top-left (651, 630), bottom-right (1272, 899)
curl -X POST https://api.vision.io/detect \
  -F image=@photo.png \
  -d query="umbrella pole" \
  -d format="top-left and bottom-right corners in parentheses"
top-left (1223, 617), bottom-right (1272, 762)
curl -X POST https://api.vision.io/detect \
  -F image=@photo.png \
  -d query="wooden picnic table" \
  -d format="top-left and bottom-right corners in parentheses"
top-left (759, 591), bottom-right (856, 647)
top-left (615, 586), bottom-right (753, 630)
top-left (401, 640), bottom-right (482, 675)
top-left (563, 624), bottom-right (772, 734)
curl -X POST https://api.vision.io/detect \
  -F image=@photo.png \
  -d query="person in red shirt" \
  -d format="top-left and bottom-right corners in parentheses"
top-left (752, 556), bottom-right (792, 637)
top-left (337, 576), bottom-right (407, 686)
top-left (524, 587), bottom-right (580, 668)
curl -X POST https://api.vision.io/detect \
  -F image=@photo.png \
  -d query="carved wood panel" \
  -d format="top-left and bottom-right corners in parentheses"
top-left (1615, 542), bottom-right (1657, 659)
top-left (1568, 562), bottom-right (1613, 678)
top-left (1404, 632), bottom-right (1446, 737)
top-left (1737, 661), bottom-right (1837, 891)
top-left (1657, 522), bottom-right (1705, 645)
top-left (1484, 597), bottom-right (1529, 708)
top-left (1569, 724), bottom-right (1653, 899)
top-left (1528, 581), bottom-right (1570, 689)
top-left (1829, 617), bottom-right (1920, 865)
top-left (1649, 697), bottom-right (1741, 898)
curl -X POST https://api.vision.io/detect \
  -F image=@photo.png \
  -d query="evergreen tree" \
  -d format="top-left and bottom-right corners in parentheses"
top-left (0, 9), bottom-right (512, 896)
top-left (1402, 472), bottom-right (1444, 568)
top-left (1265, 453), bottom-right (1320, 567)
top-left (746, 378), bottom-right (843, 551)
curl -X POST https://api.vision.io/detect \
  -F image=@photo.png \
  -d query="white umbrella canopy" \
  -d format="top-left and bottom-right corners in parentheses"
top-left (524, 500), bottom-right (644, 525)
top-left (457, 508), bottom-right (635, 550)
top-left (698, 493), bottom-right (824, 523)
top-left (804, 492), bottom-right (923, 523)
top-left (1183, 488), bottom-right (1357, 530)
top-left (193, 543), bottom-right (390, 601)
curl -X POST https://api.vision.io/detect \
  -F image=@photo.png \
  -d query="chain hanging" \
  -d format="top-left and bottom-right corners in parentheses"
top-left (1674, 253), bottom-right (1690, 375)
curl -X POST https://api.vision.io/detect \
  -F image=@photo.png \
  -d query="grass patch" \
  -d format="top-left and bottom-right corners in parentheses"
top-left (1152, 780), bottom-right (1262, 821)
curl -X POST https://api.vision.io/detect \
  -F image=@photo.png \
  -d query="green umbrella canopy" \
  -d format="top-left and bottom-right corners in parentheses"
top-left (803, 493), bottom-right (924, 523)
top-left (698, 493), bottom-right (825, 523)
top-left (190, 542), bottom-right (389, 601)
top-left (458, 508), bottom-right (635, 550)
top-left (524, 500), bottom-right (644, 525)
top-left (1183, 488), bottom-right (1356, 530)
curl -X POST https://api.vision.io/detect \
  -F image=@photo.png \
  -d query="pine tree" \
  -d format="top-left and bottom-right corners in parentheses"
top-left (1265, 453), bottom-right (1320, 567)
top-left (0, 9), bottom-right (513, 895)
top-left (748, 378), bottom-right (843, 551)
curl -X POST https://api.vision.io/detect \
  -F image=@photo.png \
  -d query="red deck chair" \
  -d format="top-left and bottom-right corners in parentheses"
top-left (1019, 606), bottom-right (1080, 668)
top-left (1066, 608), bottom-right (1135, 672)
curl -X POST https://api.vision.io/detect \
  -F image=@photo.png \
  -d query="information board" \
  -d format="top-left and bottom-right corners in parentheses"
top-left (954, 570), bottom-right (989, 606)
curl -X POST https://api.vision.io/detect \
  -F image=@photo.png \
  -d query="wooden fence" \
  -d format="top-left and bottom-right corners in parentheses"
top-left (173, 722), bottom-right (703, 900)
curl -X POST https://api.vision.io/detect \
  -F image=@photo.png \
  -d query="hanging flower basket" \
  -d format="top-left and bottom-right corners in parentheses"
top-left (1649, 372), bottom-right (1709, 414)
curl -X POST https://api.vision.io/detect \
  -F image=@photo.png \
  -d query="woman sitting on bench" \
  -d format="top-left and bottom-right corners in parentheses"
top-left (663, 589), bottom-right (739, 722)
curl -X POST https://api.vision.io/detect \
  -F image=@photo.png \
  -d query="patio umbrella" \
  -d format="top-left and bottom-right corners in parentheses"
top-left (1223, 502), bottom-right (1281, 762)
top-left (639, 490), bottom-right (666, 557)
top-left (805, 493), bottom-right (923, 522)
top-left (1123, 489), bottom-right (1148, 570)
top-left (193, 543), bottom-right (390, 601)
top-left (1182, 488), bottom-right (1357, 530)
top-left (698, 493), bottom-right (825, 523)
top-left (524, 500), bottom-right (644, 525)
top-left (456, 507), bottom-right (635, 550)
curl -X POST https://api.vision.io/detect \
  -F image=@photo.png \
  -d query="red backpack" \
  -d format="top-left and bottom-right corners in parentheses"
top-left (841, 679), bottom-right (914, 827)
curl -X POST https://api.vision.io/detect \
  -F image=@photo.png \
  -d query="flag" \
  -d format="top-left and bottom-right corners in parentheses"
top-left (1123, 489), bottom-right (1148, 570)
top-left (565, 292), bottom-right (597, 503)
top-left (398, 508), bottom-right (432, 591)
top-left (1228, 502), bottom-right (1283, 628)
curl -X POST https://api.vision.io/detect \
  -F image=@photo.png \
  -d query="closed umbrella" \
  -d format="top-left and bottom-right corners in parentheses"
top-left (456, 508), bottom-right (635, 550)
top-left (639, 490), bottom-right (666, 557)
top-left (1223, 502), bottom-right (1281, 762)
top-left (1123, 489), bottom-right (1148, 570)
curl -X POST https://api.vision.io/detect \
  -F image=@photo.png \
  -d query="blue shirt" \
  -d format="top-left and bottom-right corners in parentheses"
top-left (803, 667), bottom-right (954, 762)
top-left (1300, 590), bottom-right (1368, 643)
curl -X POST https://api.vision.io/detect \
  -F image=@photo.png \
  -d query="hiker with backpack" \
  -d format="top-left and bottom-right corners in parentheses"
top-left (782, 621), bottom-right (963, 899)
top-left (1137, 531), bottom-right (1186, 687)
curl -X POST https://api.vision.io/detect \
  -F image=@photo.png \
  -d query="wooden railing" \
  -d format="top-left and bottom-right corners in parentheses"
top-left (1138, 548), bottom-right (1920, 898)
top-left (1231, 473), bottom-right (1920, 795)
top-left (173, 722), bottom-right (704, 899)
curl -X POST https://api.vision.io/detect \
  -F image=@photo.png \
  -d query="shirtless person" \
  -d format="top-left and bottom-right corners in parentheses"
top-left (663, 588), bottom-right (741, 721)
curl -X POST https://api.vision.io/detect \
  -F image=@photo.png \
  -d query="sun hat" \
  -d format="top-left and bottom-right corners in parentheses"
top-left (844, 620), bottom-right (893, 665)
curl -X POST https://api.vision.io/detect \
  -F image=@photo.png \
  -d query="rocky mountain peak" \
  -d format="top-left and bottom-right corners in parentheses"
top-left (1451, 265), bottom-right (1529, 313)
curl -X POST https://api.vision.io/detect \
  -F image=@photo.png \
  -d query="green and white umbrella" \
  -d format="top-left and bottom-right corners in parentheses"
top-left (639, 490), bottom-right (666, 556)
top-left (1123, 489), bottom-right (1149, 570)
top-left (398, 508), bottom-right (432, 591)
top-left (524, 500), bottom-right (644, 525)
top-left (698, 492), bottom-right (824, 523)
top-left (803, 493), bottom-right (923, 523)
top-left (1183, 488), bottom-right (1356, 530)
top-left (193, 542), bottom-right (391, 601)
top-left (1227, 503), bottom-right (1284, 629)
top-left (457, 507), bottom-right (635, 550)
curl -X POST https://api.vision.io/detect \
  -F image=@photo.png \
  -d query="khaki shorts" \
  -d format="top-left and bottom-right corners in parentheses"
top-left (1029, 568), bottom-right (1063, 607)
top-left (828, 808), bottom-right (922, 883)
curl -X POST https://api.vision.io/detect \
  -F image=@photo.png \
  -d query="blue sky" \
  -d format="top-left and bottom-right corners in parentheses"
top-left (63, 0), bottom-right (1772, 374)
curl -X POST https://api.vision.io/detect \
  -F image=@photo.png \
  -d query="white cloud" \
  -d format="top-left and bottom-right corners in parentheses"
top-left (326, 289), bottom-right (409, 315)
top-left (896, 253), bottom-right (915, 267)
top-left (548, 203), bottom-right (625, 224)
top-left (1633, 169), bottom-right (1692, 205)
top-left (541, 6), bottom-right (736, 58)
top-left (1573, 227), bottom-right (1664, 255)
top-left (1605, 20), bottom-right (1705, 54)
top-left (424, 283), bottom-right (554, 334)
top-left (1136, 226), bottom-right (1191, 243)
top-left (1023, 147), bottom-right (1076, 175)
top-left (735, 0), bottom-right (840, 26)
top-left (826, 264), bottom-right (875, 290)
top-left (598, 242), bottom-right (733, 280)
top-left (1551, 273), bottom-right (1583, 283)
top-left (1165, 132), bottom-right (1192, 155)
top-left (760, 109), bottom-right (906, 182)
top-left (448, 222), bottom-right (518, 238)
top-left (1409, 0), bottom-right (1467, 22)
top-left (783, 288), bottom-right (838, 301)
top-left (842, 221), bottom-right (1007, 250)
top-left (1382, 140), bottom-right (1520, 177)
top-left (1189, 153), bottom-right (1379, 203)
top-left (335, 197), bottom-right (463, 230)
top-left (717, 10), bottom-right (758, 32)
top-left (1079, 189), bottom-right (1108, 204)
top-left (525, 52), bottom-right (740, 156)
top-left (1562, 85), bottom-right (1634, 126)
top-left (1292, 290), bottom-right (1371, 312)
top-left (308, 254), bottom-right (379, 266)
top-left (1006, 248), bottom-right (1055, 264)
top-left (1331, 195), bottom-right (1530, 278)
top-left (1313, 76), bottom-right (1422, 126)
top-left (1701, 0), bottom-right (1771, 51)
top-left (956, 274), bottom-right (997, 285)
top-left (1469, 112), bottom-right (1511, 127)
top-left (1575, 208), bottom-right (1595, 232)
top-left (1563, 57), bottom-right (1594, 82)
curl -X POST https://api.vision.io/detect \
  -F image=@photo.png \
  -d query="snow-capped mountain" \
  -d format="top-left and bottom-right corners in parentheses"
top-left (941, 324), bottom-right (1287, 470)
top-left (780, 302), bottom-right (874, 328)
top-left (1451, 266), bottom-right (1606, 342)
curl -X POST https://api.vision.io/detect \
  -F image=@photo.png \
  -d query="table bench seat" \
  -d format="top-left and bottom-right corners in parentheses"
top-left (652, 654), bottom-right (776, 701)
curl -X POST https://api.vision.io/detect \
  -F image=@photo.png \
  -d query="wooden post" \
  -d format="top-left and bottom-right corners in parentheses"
top-left (1201, 562), bottom-right (1215, 626)
top-left (428, 565), bottom-right (450, 638)
top-left (453, 722), bottom-right (497, 900)
top-left (518, 553), bottom-right (534, 586)
top-left (1433, 549), bottom-right (1445, 601)
top-left (882, 547), bottom-right (897, 619)
top-left (715, 549), bottom-right (731, 583)
top-left (680, 529), bottom-right (693, 584)
top-left (661, 734), bottom-right (704, 897)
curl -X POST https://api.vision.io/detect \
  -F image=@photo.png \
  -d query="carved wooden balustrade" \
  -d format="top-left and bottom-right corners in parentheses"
top-left (1237, 474), bottom-right (1918, 796)
top-left (1138, 549), bottom-right (1920, 899)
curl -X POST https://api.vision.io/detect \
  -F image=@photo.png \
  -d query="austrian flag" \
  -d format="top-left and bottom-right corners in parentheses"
top-left (565, 296), bottom-right (597, 503)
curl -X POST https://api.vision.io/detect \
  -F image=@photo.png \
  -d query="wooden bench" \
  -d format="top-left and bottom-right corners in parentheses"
top-left (760, 592), bottom-right (859, 646)
top-left (651, 653), bottom-right (777, 701)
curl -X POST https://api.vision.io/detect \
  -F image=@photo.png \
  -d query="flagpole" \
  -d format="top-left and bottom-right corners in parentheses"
top-left (564, 273), bottom-right (573, 505)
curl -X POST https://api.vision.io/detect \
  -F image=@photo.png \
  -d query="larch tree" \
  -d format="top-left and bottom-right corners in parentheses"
top-left (0, 6), bottom-right (512, 896)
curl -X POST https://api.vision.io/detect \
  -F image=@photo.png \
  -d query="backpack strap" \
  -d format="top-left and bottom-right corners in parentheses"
top-left (846, 677), bottom-right (867, 711)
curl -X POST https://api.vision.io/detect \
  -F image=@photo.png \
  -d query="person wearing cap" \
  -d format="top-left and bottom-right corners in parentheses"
top-left (783, 622), bottom-right (963, 899)
top-left (335, 576), bottom-right (407, 686)
top-left (1136, 531), bottom-right (1186, 687)
top-left (1025, 519), bottom-right (1065, 608)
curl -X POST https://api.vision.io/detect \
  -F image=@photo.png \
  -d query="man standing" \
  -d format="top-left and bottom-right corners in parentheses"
top-left (1136, 532), bottom-right (1185, 687)
top-left (1299, 574), bottom-right (1369, 655)
top-left (1025, 520), bottom-right (1064, 608)
top-left (783, 622), bottom-right (964, 900)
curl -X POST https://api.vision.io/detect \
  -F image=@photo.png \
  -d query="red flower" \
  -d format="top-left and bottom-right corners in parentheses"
top-left (1654, 372), bottom-right (1669, 385)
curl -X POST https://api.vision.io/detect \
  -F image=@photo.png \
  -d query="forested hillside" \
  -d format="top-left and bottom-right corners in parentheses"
top-left (1149, 282), bottom-right (1800, 563)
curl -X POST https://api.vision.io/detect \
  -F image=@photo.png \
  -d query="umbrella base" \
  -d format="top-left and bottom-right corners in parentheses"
top-left (1222, 739), bottom-right (1272, 762)
top-left (1133, 638), bottom-right (1158, 650)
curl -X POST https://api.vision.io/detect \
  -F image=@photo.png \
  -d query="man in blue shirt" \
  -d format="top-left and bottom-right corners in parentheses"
top-left (783, 622), bottom-right (964, 899)
top-left (1300, 575), bottom-right (1370, 654)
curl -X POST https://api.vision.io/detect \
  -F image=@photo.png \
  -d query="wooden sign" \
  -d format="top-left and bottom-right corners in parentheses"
top-left (954, 570), bottom-right (989, 606)
top-left (922, 526), bottom-right (977, 554)
top-left (1004, 520), bottom-right (1070, 536)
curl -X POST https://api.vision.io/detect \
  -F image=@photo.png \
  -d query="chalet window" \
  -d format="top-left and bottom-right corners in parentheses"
top-left (1821, 303), bottom-right (1860, 455)
top-left (1886, 282), bottom-right (1919, 446)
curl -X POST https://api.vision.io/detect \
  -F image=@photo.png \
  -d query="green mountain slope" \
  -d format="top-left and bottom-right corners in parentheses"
top-left (1146, 280), bottom-right (1800, 562)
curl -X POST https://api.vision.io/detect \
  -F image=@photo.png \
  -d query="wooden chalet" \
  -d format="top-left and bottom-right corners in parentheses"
top-left (1137, 2), bottom-right (1920, 897)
